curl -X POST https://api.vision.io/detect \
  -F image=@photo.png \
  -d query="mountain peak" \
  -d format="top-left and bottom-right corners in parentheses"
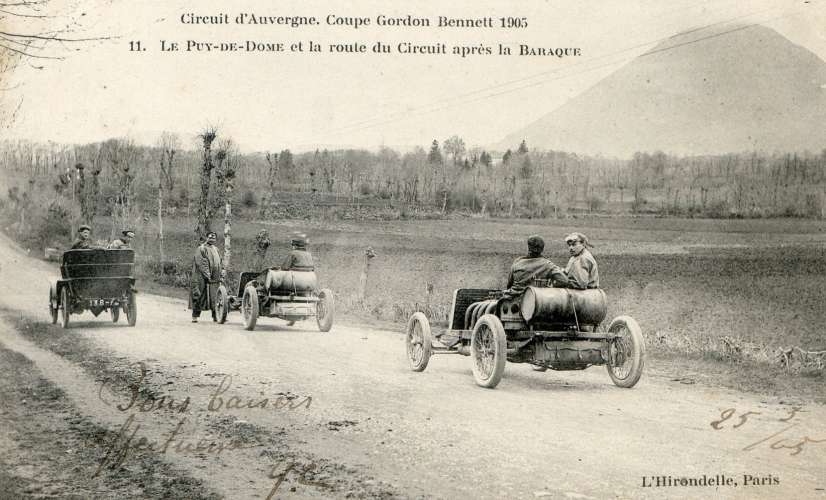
top-left (501, 24), bottom-right (826, 157)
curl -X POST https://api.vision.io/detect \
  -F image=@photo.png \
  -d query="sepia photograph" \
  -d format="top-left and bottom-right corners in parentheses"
top-left (0, 0), bottom-right (825, 498)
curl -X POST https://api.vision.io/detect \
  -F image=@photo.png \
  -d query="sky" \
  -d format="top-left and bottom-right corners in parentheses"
top-left (2, 0), bottom-right (825, 153)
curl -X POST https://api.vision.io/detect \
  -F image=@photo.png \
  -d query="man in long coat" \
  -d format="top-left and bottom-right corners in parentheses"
top-left (190, 231), bottom-right (222, 322)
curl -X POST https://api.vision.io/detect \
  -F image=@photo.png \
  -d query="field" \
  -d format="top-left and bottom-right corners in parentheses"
top-left (129, 215), bottom-right (826, 363)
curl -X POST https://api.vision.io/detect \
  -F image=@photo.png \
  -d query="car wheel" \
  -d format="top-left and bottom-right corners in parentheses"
top-left (60, 287), bottom-right (70, 329)
top-left (470, 314), bottom-right (507, 388)
top-left (49, 284), bottom-right (58, 325)
top-left (406, 312), bottom-right (432, 372)
top-left (216, 285), bottom-right (228, 324)
top-left (316, 288), bottom-right (334, 332)
top-left (242, 286), bottom-right (259, 331)
top-left (126, 291), bottom-right (137, 327)
top-left (606, 315), bottom-right (645, 388)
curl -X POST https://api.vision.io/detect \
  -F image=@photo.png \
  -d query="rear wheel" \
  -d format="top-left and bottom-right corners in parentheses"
top-left (49, 284), bottom-right (58, 324)
top-left (125, 292), bottom-right (137, 327)
top-left (215, 285), bottom-right (228, 324)
top-left (60, 287), bottom-right (70, 329)
top-left (242, 286), bottom-right (259, 331)
top-left (110, 305), bottom-right (120, 323)
top-left (470, 314), bottom-right (507, 388)
top-left (405, 312), bottom-right (432, 371)
top-left (606, 315), bottom-right (645, 388)
top-left (316, 288), bottom-right (335, 332)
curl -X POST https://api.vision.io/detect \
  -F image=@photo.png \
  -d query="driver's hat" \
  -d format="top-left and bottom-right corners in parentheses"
top-left (78, 224), bottom-right (91, 233)
top-left (290, 233), bottom-right (308, 248)
top-left (122, 229), bottom-right (135, 238)
top-left (565, 232), bottom-right (591, 247)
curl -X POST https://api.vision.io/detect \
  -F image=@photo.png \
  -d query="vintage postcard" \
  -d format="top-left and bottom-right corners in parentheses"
top-left (0, 0), bottom-right (824, 498)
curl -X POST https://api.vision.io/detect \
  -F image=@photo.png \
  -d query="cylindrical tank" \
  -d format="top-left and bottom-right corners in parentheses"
top-left (276, 271), bottom-right (318, 292)
top-left (521, 287), bottom-right (607, 325)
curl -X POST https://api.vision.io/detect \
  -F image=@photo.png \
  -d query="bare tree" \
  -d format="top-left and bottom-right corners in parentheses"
top-left (0, 1), bottom-right (114, 127)
top-left (195, 128), bottom-right (218, 237)
top-left (157, 132), bottom-right (180, 261)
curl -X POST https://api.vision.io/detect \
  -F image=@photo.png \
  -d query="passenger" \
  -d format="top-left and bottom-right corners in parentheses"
top-left (564, 232), bottom-right (599, 289)
top-left (70, 224), bottom-right (94, 249)
top-left (505, 235), bottom-right (568, 295)
top-left (108, 229), bottom-right (135, 249)
top-left (264, 234), bottom-right (314, 290)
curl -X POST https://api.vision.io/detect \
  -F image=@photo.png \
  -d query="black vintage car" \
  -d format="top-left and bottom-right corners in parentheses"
top-left (405, 285), bottom-right (644, 389)
top-left (49, 249), bottom-right (137, 328)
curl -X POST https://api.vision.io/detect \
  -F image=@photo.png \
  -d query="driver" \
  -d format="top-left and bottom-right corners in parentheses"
top-left (70, 224), bottom-right (94, 249)
top-left (505, 235), bottom-right (568, 295)
top-left (264, 233), bottom-right (314, 290)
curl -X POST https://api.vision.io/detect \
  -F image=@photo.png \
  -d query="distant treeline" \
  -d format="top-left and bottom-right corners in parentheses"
top-left (2, 135), bottom-right (826, 248)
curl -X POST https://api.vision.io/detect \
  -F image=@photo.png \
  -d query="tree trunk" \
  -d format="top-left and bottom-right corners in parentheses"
top-left (223, 184), bottom-right (232, 272)
top-left (158, 182), bottom-right (165, 262)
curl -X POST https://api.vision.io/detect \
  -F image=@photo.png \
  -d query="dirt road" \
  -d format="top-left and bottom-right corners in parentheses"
top-left (0, 235), bottom-right (824, 500)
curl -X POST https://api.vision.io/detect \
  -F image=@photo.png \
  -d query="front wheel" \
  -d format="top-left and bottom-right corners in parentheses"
top-left (49, 284), bottom-right (58, 325)
top-left (60, 287), bottom-right (70, 329)
top-left (316, 288), bottom-right (335, 332)
top-left (470, 314), bottom-right (507, 388)
top-left (125, 291), bottom-right (137, 327)
top-left (405, 312), bottom-right (432, 372)
top-left (242, 286), bottom-right (259, 331)
top-left (215, 285), bottom-right (228, 324)
top-left (606, 315), bottom-right (645, 388)
top-left (110, 305), bottom-right (120, 323)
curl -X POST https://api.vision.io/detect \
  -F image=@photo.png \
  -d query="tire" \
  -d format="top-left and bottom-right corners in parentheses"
top-left (126, 291), bottom-right (137, 327)
top-left (60, 287), bottom-right (70, 329)
top-left (286, 321), bottom-right (296, 326)
top-left (110, 306), bottom-right (120, 323)
top-left (49, 284), bottom-right (58, 325)
top-left (406, 312), bottom-right (432, 372)
top-left (531, 364), bottom-right (548, 372)
top-left (470, 314), bottom-right (507, 388)
top-left (606, 315), bottom-right (645, 388)
top-left (242, 286), bottom-right (259, 331)
top-left (316, 288), bottom-right (335, 332)
top-left (215, 285), bottom-right (228, 324)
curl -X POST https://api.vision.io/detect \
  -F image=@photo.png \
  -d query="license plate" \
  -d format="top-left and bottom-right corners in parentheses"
top-left (90, 299), bottom-right (109, 307)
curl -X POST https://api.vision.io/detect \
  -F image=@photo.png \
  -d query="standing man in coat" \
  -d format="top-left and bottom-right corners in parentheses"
top-left (190, 231), bottom-right (222, 322)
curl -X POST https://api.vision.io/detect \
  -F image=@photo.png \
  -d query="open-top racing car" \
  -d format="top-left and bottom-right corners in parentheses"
top-left (405, 284), bottom-right (644, 389)
top-left (49, 248), bottom-right (137, 328)
top-left (214, 268), bottom-right (334, 332)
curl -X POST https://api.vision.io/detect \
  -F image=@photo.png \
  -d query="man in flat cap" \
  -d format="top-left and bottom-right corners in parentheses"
top-left (109, 229), bottom-right (135, 249)
top-left (71, 224), bottom-right (94, 249)
top-left (564, 232), bottom-right (599, 289)
top-left (189, 231), bottom-right (222, 322)
top-left (505, 235), bottom-right (568, 295)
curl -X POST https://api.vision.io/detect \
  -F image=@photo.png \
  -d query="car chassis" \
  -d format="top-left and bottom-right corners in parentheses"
top-left (214, 270), bottom-right (335, 332)
top-left (405, 286), bottom-right (644, 389)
